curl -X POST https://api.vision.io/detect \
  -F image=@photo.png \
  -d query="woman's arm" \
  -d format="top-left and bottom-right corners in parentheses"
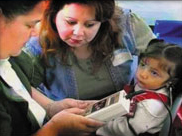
top-left (31, 87), bottom-right (93, 117)
top-left (31, 87), bottom-right (53, 109)
top-left (33, 110), bottom-right (103, 136)
top-left (31, 87), bottom-right (104, 136)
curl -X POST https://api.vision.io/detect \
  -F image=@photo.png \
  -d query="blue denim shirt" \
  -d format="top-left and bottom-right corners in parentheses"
top-left (25, 9), bottom-right (155, 100)
top-left (38, 50), bottom-right (138, 100)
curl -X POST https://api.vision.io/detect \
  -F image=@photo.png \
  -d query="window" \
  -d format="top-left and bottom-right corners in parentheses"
top-left (115, 1), bottom-right (182, 25)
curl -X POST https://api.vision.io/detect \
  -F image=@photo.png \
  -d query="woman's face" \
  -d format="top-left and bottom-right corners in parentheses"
top-left (0, 1), bottom-right (45, 59)
top-left (55, 3), bottom-right (101, 48)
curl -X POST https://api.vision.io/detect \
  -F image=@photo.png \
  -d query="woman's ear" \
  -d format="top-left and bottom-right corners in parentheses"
top-left (0, 8), bottom-right (3, 20)
top-left (0, 8), bottom-right (2, 15)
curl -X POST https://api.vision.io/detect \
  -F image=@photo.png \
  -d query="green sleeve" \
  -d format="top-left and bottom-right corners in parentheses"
top-left (130, 13), bottom-right (156, 52)
top-left (10, 51), bottom-right (45, 88)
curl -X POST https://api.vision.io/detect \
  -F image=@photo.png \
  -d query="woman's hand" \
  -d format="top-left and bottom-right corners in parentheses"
top-left (34, 109), bottom-right (103, 136)
top-left (49, 110), bottom-right (104, 136)
top-left (58, 98), bottom-right (92, 109)
top-left (47, 98), bottom-right (95, 117)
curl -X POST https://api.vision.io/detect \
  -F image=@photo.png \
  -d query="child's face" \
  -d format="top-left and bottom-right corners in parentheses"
top-left (136, 57), bottom-right (173, 90)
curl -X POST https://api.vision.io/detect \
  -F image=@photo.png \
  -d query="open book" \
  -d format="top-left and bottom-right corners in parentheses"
top-left (85, 90), bottom-right (130, 122)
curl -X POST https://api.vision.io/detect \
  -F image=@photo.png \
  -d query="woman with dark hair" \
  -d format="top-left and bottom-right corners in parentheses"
top-left (0, 0), bottom-right (103, 136)
top-left (25, 0), bottom-right (155, 101)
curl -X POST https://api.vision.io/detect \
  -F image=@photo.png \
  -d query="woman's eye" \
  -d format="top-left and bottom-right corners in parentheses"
top-left (26, 23), bottom-right (36, 29)
top-left (26, 24), bottom-right (33, 29)
top-left (66, 20), bottom-right (76, 25)
top-left (85, 23), bottom-right (94, 28)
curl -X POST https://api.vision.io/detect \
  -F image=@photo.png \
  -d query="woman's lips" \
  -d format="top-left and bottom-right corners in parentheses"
top-left (70, 38), bottom-right (82, 44)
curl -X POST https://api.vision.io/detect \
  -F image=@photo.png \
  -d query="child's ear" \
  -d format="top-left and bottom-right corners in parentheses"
top-left (171, 78), bottom-right (178, 85)
top-left (166, 81), bottom-right (173, 89)
top-left (166, 78), bottom-right (178, 89)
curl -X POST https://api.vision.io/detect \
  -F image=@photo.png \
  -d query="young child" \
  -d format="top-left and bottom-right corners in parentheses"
top-left (96, 39), bottom-right (182, 136)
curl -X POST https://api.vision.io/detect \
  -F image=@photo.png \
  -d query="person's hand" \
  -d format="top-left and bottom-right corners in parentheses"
top-left (46, 98), bottom-right (96, 117)
top-left (58, 98), bottom-right (94, 109)
top-left (49, 110), bottom-right (104, 136)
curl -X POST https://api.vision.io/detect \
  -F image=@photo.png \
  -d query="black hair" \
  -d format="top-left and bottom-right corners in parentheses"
top-left (139, 39), bottom-right (182, 99)
top-left (0, 0), bottom-right (44, 20)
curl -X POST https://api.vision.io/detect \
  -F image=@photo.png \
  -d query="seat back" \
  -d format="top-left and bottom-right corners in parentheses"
top-left (159, 93), bottom-right (182, 136)
top-left (153, 20), bottom-right (182, 46)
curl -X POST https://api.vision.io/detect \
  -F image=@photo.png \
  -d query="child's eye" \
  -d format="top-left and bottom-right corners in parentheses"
top-left (151, 70), bottom-right (159, 77)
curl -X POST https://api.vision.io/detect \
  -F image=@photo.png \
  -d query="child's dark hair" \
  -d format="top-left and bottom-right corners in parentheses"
top-left (140, 39), bottom-right (182, 99)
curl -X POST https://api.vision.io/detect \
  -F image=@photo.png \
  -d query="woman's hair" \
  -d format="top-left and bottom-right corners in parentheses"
top-left (40, 0), bottom-right (123, 69)
top-left (0, 0), bottom-right (44, 21)
top-left (140, 39), bottom-right (182, 99)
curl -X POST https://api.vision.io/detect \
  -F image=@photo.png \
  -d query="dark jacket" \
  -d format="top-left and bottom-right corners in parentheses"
top-left (0, 52), bottom-right (41, 136)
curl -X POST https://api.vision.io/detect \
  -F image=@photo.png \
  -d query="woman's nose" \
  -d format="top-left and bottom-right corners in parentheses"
top-left (30, 29), bottom-right (38, 37)
top-left (73, 25), bottom-right (84, 36)
top-left (31, 22), bottom-right (41, 37)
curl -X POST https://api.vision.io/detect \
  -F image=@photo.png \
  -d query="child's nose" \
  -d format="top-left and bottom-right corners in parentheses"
top-left (140, 70), bottom-right (148, 79)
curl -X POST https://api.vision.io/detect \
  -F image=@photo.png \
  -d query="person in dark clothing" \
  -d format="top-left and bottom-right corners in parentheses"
top-left (0, 1), bottom-right (103, 136)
